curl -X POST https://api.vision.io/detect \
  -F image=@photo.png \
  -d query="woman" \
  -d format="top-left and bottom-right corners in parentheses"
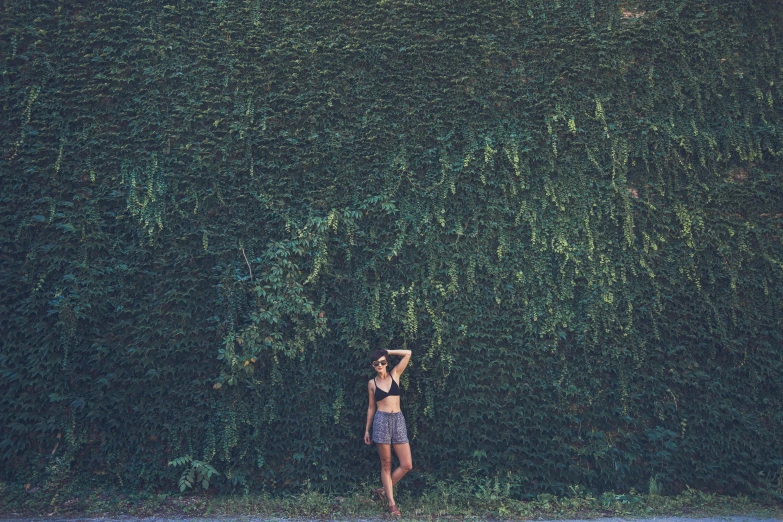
top-left (364, 348), bottom-right (413, 517)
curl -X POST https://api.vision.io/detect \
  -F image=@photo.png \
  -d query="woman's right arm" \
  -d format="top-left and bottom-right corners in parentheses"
top-left (364, 380), bottom-right (376, 445)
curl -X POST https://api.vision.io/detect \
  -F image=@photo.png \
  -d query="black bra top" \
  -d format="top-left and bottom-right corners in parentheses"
top-left (374, 375), bottom-right (401, 402)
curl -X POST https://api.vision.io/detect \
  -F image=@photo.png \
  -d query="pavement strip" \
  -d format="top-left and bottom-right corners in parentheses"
top-left (0, 515), bottom-right (783, 522)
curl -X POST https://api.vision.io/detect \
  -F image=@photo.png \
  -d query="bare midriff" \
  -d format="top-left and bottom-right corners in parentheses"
top-left (374, 376), bottom-right (401, 413)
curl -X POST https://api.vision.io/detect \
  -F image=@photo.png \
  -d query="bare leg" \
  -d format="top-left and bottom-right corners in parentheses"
top-left (376, 443), bottom-right (394, 506)
top-left (391, 443), bottom-right (413, 486)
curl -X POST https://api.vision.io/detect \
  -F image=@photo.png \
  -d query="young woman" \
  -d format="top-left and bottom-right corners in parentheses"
top-left (364, 348), bottom-right (413, 517)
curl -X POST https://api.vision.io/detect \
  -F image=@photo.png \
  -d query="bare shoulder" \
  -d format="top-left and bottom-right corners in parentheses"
top-left (368, 379), bottom-right (376, 389)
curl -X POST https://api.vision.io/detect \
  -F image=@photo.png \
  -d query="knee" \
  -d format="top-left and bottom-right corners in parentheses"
top-left (381, 459), bottom-right (392, 473)
top-left (402, 461), bottom-right (413, 472)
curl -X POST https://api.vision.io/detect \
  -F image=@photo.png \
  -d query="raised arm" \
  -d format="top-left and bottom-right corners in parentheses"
top-left (388, 349), bottom-right (412, 378)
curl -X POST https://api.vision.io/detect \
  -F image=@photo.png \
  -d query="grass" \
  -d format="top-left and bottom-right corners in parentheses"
top-left (1, 479), bottom-right (782, 520)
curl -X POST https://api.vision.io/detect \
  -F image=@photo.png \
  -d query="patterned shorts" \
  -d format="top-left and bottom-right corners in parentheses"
top-left (371, 411), bottom-right (409, 444)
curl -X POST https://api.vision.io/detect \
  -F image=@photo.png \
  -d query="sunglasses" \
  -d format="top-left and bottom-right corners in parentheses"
top-left (372, 360), bottom-right (388, 367)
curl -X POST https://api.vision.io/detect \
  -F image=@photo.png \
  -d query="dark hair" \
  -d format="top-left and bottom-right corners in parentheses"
top-left (369, 349), bottom-right (389, 365)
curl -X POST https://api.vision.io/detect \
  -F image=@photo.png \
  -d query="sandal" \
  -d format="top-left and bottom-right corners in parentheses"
top-left (374, 487), bottom-right (386, 503)
top-left (388, 504), bottom-right (401, 516)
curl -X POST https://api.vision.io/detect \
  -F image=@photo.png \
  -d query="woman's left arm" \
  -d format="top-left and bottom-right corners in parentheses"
top-left (388, 349), bottom-right (412, 378)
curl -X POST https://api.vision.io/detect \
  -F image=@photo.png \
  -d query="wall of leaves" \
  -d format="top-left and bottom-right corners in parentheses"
top-left (2, 0), bottom-right (782, 497)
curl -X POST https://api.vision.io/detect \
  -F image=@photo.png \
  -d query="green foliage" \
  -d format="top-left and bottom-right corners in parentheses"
top-left (650, 476), bottom-right (660, 496)
top-left (1, 0), bottom-right (782, 498)
top-left (168, 455), bottom-right (220, 492)
top-left (3, 481), bottom-right (781, 520)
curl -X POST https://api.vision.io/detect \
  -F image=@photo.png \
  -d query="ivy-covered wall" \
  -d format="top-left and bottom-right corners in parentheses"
top-left (1, 0), bottom-right (782, 497)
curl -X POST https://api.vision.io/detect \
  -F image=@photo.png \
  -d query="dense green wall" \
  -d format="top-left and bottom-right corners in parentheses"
top-left (2, 0), bottom-right (783, 497)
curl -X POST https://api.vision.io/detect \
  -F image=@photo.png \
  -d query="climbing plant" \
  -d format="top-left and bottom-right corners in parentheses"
top-left (1, 0), bottom-right (782, 498)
